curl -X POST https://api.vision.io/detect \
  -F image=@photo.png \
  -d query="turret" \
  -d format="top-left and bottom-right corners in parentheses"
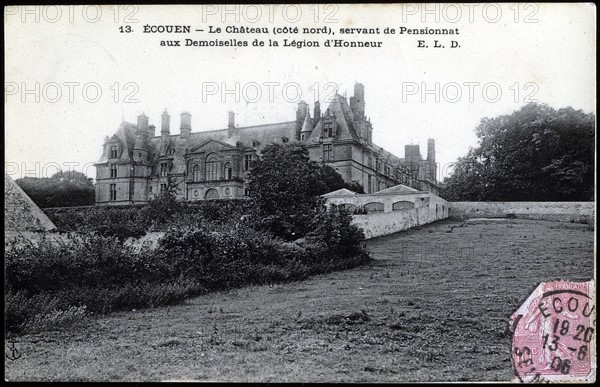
top-left (296, 100), bottom-right (308, 139)
top-left (313, 101), bottom-right (321, 129)
top-left (300, 110), bottom-right (313, 141)
top-left (137, 113), bottom-right (149, 136)
top-left (180, 111), bottom-right (192, 139)
top-left (133, 132), bottom-right (147, 162)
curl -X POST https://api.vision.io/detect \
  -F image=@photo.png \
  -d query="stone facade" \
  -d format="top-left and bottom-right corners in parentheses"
top-left (95, 83), bottom-right (440, 205)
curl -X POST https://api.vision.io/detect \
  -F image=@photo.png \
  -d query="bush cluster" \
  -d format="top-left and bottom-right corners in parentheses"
top-left (45, 199), bottom-right (250, 240)
top-left (6, 205), bottom-right (369, 334)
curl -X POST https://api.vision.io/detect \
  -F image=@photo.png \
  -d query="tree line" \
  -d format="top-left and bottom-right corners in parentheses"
top-left (443, 103), bottom-right (594, 201)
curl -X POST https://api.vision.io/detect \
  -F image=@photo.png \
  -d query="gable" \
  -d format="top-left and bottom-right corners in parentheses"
top-left (189, 139), bottom-right (238, 153)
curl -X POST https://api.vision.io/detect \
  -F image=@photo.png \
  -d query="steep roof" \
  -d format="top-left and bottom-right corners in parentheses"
top-left (4, 175), bottom-right (57, 232)
top-left (145, 121), bottom-right (297, 174)
top-left (306, 94), bottom-right (360, 144)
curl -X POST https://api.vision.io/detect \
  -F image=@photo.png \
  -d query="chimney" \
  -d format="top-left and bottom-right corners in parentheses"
top-left (228, 111), bottom-right (235, 129)
top-left (427, 138), bottom-right (435, 162)
top-left (161, 109), bottom-right (171, 134)
top-left (405, 144), bottom-right (421, 164)
top-left (350, 82), bottom-right (365, 117)
top-left (161, 109), bottom-right (170, 152)
top-left (227, 111), bottom-right (236, 138)
top-left (148, 124), bottom-right (156, 138)
top-left (180, 111), bottom-right (192, 139)
top-left (313, 101), bottom-right (321, 129)
top-left (427, 138), bottom-right (436, 181)
top-left (137, 113), bottom-right (149, 134)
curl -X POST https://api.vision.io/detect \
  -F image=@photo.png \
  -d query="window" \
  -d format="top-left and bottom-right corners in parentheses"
top-left (376, 159), bottom-right (380, 172)
top-left (323, 144), bottom-right (333, 162)
top-left (168, 149), bottom-right (175, 155)
top-left (224, 162), bottom-right (232, 179)
top-left (323, 120), bottom-right (334, 137)
top-left (205, 188), bottom-right (219, 199)
top-left (109, 184), bottom-right (116, 201)
top-left (160, 183), bottom-right (167, 193)
top-left (244, 154), bottom-right (252, 171)
top-left (364, 202), bottom-right (384, 213)
top-left (149, 186), bottom-right (153, 193)
top-left (300, 134), bottom-right (305, 141)
top-left (244, 188), bottom-right (250, 196)
top-left (110, 145), bottom-right (118, 158)
top-left (367, 175), bottom-right (372, 193)
top-left (252, 140), bottom-right (259, 147)
top-left (110, 164), bottom-right (117, 178)
top-left (193, 165), bottom-right (200, 181)
top-left (281, 137), bottom-right (289, 143)
top-left (205, 154), bottom-right (219, 181)
top-left (160, 162), bottom-right (168, 177)
top-left (393, 201), bottom-right (415, 211)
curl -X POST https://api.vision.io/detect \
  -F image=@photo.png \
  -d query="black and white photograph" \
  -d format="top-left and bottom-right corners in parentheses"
top-left (4, 3), bottom-right (596, 382)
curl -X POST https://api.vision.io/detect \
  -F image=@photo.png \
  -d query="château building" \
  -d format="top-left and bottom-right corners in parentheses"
top-left (95, 83), bottom-right (439, 205)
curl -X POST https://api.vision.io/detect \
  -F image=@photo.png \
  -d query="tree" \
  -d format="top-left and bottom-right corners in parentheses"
top-left (444, 103), bottom-right (595, 201)
top-left (247, 143), bottom-right (324, 240)
top-left (312, 164), bottom-right (365, 195)
top-left (16, 171), bottom-right (95, 208)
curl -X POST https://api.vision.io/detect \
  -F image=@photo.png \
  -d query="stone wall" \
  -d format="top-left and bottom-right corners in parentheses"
top-left (323, 186), bottom-right (449, 239)
top-left (448, 202), bottom-right (595, 223)
top-left (352, 207), bottom-right (432, 239)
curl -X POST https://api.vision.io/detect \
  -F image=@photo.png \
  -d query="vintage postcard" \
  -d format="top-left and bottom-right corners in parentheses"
top-left (4, 3), bottom-right (596, 382)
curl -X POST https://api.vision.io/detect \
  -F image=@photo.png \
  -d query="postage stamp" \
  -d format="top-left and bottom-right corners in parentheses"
top-left (511, 280), bottom-right (596, 383)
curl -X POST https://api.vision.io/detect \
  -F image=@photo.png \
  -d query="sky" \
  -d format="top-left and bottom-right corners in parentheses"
top-left (4, 4), bottom-right (596, 182)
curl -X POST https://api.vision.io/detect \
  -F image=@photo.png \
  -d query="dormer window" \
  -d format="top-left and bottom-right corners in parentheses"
top-left (323, 120), bottom-right (334, 138)
top-left (168, 149), bottom-right (175, 155)
top-left (252, 140), bottom-right (259, 147)
top-left (110, 145), bottom-right (118, 158)
top-left (281, 137), bottom-right (289, 143)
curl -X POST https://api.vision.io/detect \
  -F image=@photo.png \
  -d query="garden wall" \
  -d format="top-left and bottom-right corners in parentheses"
top-left (323, 185), bottom-right (449, 239)
top-left (351, 207), bottom-right (434, 239)
top-left (448, 202), bottom-right (595, 223)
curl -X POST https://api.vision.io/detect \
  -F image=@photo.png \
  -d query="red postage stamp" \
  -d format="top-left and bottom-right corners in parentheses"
top-left (511, 280), bottom-right (596, 383)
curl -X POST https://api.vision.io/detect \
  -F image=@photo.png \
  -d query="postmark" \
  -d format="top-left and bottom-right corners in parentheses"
top-left (511, 280), bottom-right (596, 383)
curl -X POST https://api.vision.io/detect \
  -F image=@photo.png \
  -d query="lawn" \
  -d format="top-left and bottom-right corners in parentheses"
top-left (5, 218), bottom-right (594, 382)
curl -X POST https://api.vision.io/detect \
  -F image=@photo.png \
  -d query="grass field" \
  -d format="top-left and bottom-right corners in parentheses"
top-left (5, 218), bottom-right (594, 382)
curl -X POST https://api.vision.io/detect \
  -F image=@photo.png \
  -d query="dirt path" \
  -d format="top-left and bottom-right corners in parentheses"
top-left (5, 219), bottom-right (594, 382)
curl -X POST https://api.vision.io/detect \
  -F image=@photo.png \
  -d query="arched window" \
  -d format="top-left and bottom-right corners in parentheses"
top-left (205, 188), bottom-right (219, 199)
top-left (205, 154), bottom-right (219, 181)
top-left (364, 202), bottom-right (384, 213)
top-left (392, 201), bottom-right (414, 211)
top-left (224, 162), bottom-right (232, 180)
top-left (193, 165), bottom-right (200, 181)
